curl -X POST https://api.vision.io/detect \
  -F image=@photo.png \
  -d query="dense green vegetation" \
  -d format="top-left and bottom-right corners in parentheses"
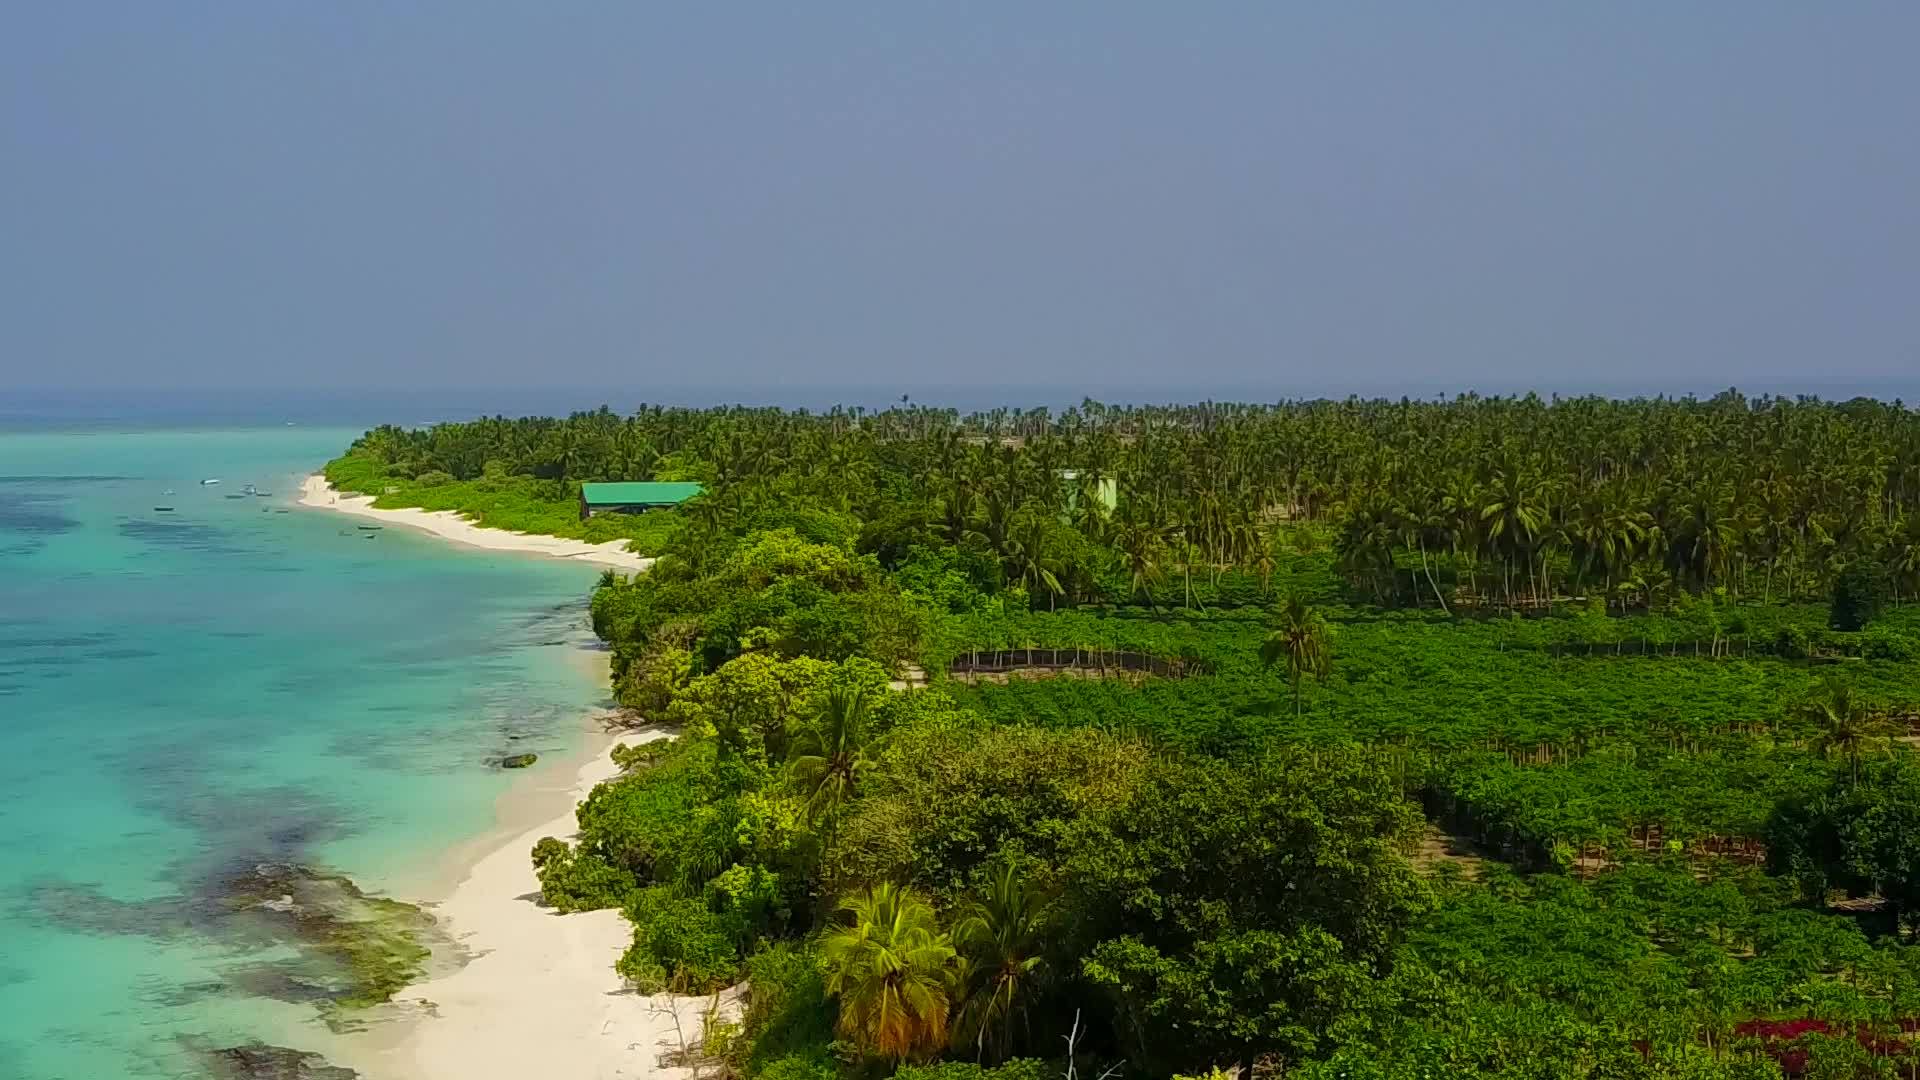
top-left (333, 394), bottom-right (1920, 1078)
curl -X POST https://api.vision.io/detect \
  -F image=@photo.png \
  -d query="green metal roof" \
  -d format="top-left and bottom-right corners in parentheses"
top-left (580, 481), bottom-right (703, 505)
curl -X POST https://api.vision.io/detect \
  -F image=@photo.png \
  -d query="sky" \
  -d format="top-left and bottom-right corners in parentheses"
top-left (3, 4), bottom-right (1917, 402)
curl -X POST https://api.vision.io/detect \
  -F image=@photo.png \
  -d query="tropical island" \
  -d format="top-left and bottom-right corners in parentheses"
top-left (321, 393), bottom-right (1920, 1080)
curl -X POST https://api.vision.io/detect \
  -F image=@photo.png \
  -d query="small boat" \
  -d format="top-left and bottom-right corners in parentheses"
top-left (154, 506), bottom-right (175, 513)
top-left (252, 491), bottom-right (274, 497)
top-left (201, 479), bottom-right (221, 486)
top-left (272, 509), bottom-right (291, 514)
top-left (224, 494), bottom-right (247, 499)
top-left (361, 533), bottom-right (377, 540)
top-left (162, 489), bottom-right (175, 496)
top-left (356, 524), bottom-right (383, 531)
top-left (242, 484), bottom-right (257, 496)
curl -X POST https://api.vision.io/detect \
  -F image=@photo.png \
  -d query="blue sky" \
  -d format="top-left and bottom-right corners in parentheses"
top-left (3, 4), bottom-right (1916, 399)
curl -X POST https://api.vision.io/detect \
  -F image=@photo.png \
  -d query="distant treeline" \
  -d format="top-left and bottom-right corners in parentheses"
top-left (342, 392), bottom-right (1920, 615)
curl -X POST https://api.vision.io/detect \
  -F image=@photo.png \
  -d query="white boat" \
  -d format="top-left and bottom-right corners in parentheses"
top-left (201, 478), bottom-right (221, 486)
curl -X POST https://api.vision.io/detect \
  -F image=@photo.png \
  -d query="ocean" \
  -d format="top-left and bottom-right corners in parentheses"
top-left (0, 426), bottom-right (610, 1078)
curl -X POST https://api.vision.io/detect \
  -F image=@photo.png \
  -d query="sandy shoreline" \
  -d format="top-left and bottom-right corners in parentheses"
top-left (298, 474), bottom-right (655, 572)
top-left (333, 719), bottom-right (731, 1080)
top-left (296, 480), bottom-right (722, 1078)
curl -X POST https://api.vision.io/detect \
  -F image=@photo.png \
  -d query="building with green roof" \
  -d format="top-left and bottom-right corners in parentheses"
top-left (578, 481), bottom-right (703, 519)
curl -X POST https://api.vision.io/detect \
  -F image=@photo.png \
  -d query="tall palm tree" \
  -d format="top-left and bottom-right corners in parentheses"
top-left (787, 686), bottom-right (874, 825)
top-left (1800, 678), bottom-right (1891, 783)
top-left (1113, 512), bottom-right (1166, 608)
top-left (1004, 512), bottom-right (1066, 609)
top-left (951, 862), bottom-right (1049, 1062)
top-left (1260, 593), bottom-right (1333, 717)
top-left (1481, 464), bottom-right (1548, 608)
top-left (820, 884), bottom-right (960, 1062)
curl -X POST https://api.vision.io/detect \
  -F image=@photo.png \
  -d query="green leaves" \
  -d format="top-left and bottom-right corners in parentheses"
top-left (1261, 592), bottom-right (1333, 717)
top-left (819, 884), bottom-right (959, 1062)
top-left (1085, 928), bottom-right (1370, 1069)
top-left (787, 684), bottom-right (877, 826)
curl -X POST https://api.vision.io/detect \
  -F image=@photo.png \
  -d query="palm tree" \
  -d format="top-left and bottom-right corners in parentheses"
top-left (1260, 592), bottom-right (1333, 717)
top-left (1481, 464), bottom-right (1548, 608)
top-left (1004, 512), bottom-right (1065, 609)
top-left (1800, 678), bottom-right (1891, 783)
top-left (1112, 512), bottom-right (1166, 608)
top-left (1252, 528), bottom-right (1280, 597)
top-left (950, 862), bottom-right (1049, 1062)
top-left (1333, 499), bottom-right (1398, 604)
top-left (787, 686), bottom-right (874, 825)
top-left (1397, 488), bottom-right (1454, 613)
top-left (1665, 480), bottom-right (1738, 591)
top-left (820, 884), bottom-right (960, 1062)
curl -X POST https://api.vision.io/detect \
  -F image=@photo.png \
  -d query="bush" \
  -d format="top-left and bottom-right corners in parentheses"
top-left (609, 738), bottom-right (674, 771)
top-left (620, 645), bottom-right (695, 715)
top-left (617, 886), bottom-right (739, 993)
top-left (1774, 625), bottom-right (1811, 660)
top-left (572, 738), bottom-right (725, 885)
top-left (1861, 629), bottom-right (1920, 662)
top-left (753, 1057), bottom-right (837, 1080)
top-left (531, 837), bottom-right (634, 912)
top-left (705, 862), bottom-right (786, 947)
top-left (735, 942), bottom-right (835, 1075)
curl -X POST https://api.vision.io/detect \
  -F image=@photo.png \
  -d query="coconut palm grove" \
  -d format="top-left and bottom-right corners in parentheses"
top-left (325, 392), bottom-right (1920, 1079)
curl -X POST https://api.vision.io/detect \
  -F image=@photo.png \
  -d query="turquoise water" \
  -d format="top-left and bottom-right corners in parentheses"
top-left (0, 429), bottom-right (609, 1078)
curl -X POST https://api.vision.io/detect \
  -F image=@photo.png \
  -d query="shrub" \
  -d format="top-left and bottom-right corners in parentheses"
top-left (620, 645), bottom-right (695, 715)
top-left (530, 837), bottom-right (635, 912)
top-left (705, 862), bottom-right (786, 947)
top-left (617, 886), bottom-right (739, 993)
top-left (1775, 625), bottom-right (1811, 660)
top-left (753, 1057), bottom-right (837, 1080)
top-left (735, 942), bottom-right (835, 1074)
top-left (609, 738), bottom-right (674, 772)
top-left (1861, 629), bottom-right (1920, 662)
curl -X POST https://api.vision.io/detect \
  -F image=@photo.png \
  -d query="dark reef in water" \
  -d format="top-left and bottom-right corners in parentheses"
top-left (117, 515), bottom-right (249, 556)
top-left (201, 1042), bottom-right (359, 1080)
top-left (29, 861), bottom-right (443, 1028)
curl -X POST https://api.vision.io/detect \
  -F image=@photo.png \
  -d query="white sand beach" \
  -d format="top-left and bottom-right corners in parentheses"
top-left (298, 475), bottom-right (655, 572)
top-left (294, 481), bottom-right (722, 1077)
top-left (338, 722), bottom-right (737, 1080)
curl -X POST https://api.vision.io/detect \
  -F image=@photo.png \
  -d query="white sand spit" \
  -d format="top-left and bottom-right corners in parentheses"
top-left (298, 475), bottom-right (655, 572)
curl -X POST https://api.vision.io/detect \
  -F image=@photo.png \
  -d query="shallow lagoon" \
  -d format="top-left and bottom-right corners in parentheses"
top-left (0, 429), bottom-right (606, 1078)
